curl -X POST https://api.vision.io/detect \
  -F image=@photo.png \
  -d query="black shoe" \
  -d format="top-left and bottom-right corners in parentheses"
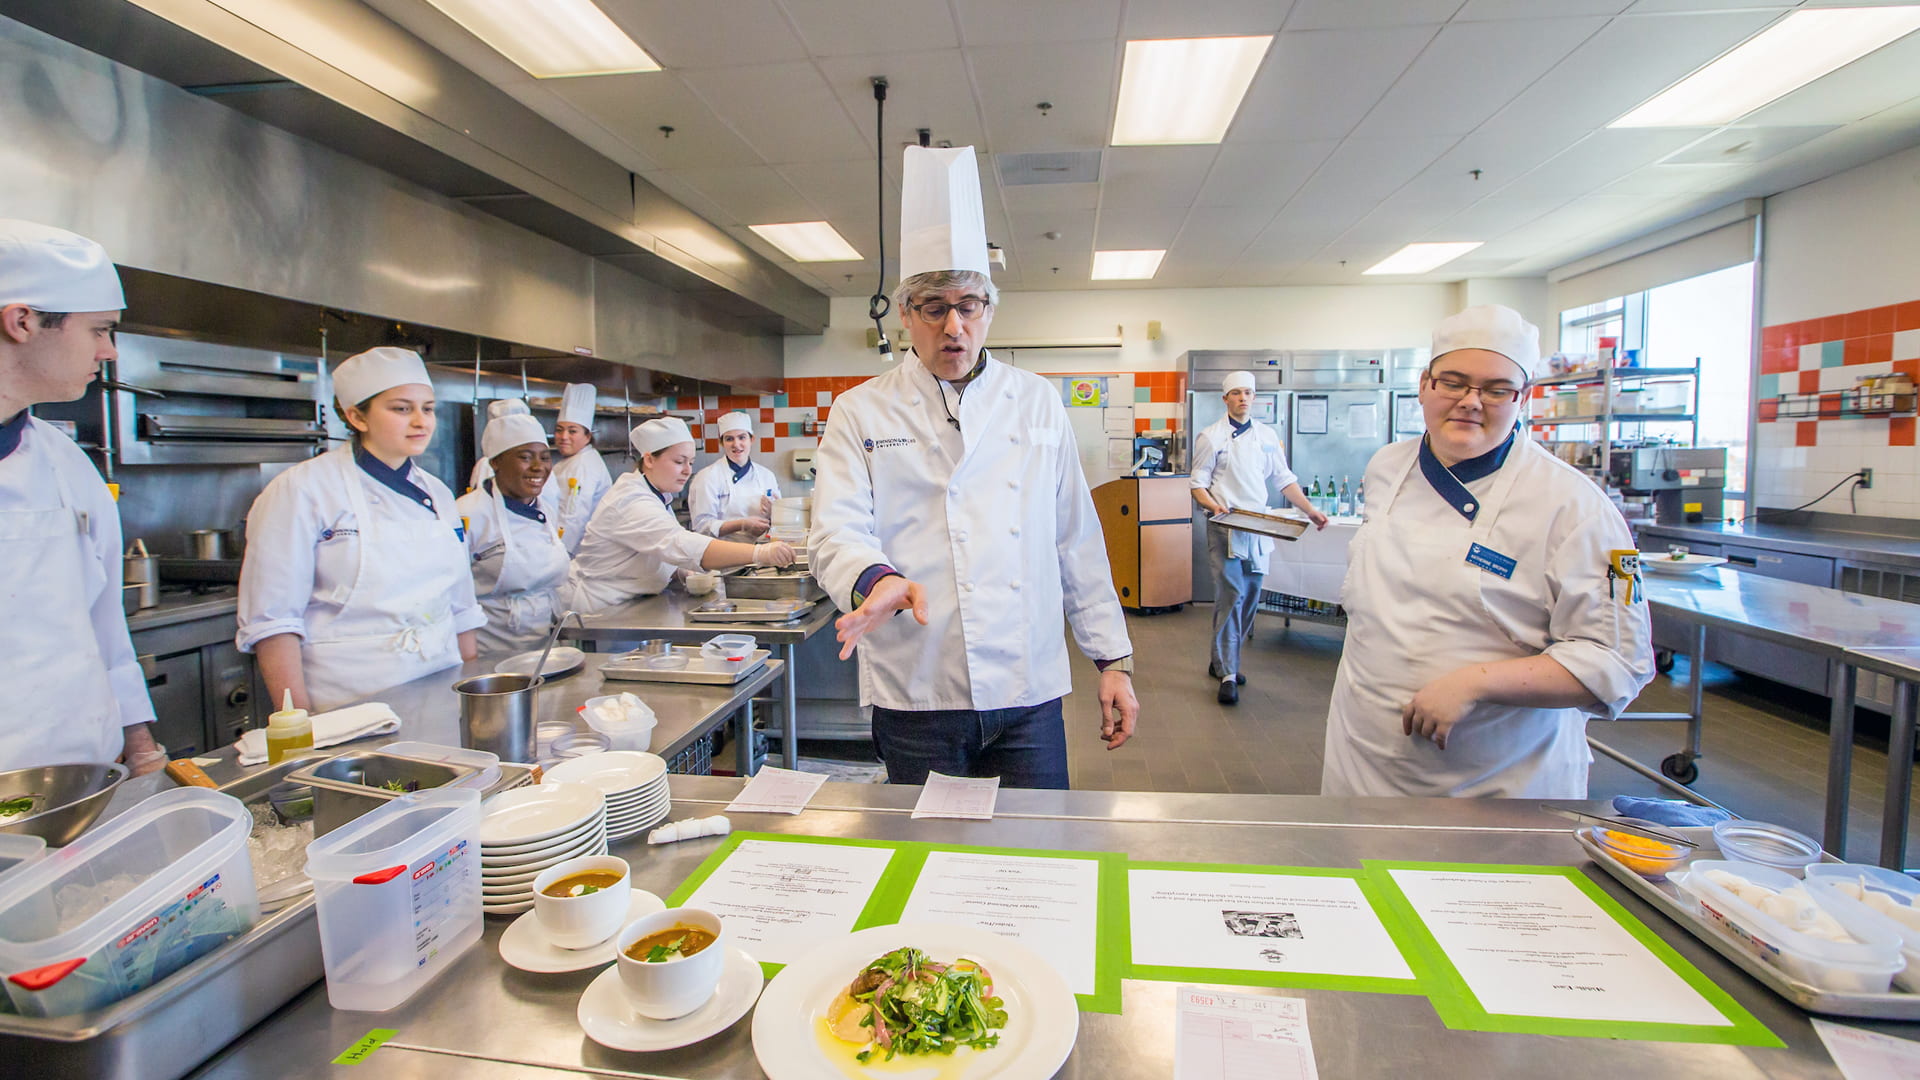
top-left (1218, 678), bottom-right (1238, 705)
top-left (1208, 663), bottom-right (1248, 686)
top-left (1235, 673), bottom-right (1246, 685)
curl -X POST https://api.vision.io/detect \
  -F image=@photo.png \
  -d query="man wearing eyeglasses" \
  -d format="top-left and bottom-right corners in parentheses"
top-left (1320, 305), bottom-right (1654, 799)
top-left (810, 146), bottom-right (1137, 789)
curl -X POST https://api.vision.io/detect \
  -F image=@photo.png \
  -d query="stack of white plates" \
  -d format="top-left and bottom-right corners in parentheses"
top-left (479, 782), bottom-right (608, 916)
top-left (543, 751), bottom-right (671, 843)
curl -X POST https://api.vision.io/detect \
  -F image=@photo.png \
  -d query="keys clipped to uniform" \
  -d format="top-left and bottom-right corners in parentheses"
top-left (1608, 549), bottom-right (1643, 604)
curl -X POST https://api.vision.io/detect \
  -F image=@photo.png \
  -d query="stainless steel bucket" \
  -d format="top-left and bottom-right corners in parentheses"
top-left (452, 672), bottom-right (542, 762)
top-left (184, 529), bottom-right (237, 560)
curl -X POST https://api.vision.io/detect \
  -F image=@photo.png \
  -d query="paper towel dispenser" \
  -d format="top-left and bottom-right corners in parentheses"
top-left (790, 448), bottom-right (816, 480)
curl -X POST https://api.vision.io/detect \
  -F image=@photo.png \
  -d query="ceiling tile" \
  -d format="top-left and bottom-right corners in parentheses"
top-left (1348, 17), bottom-right (1607, 140)
top-left (1625, 0), bottom-right (1790, 12)
top-left (1002, 181), bottom-right (1102, 212)
top-left (814, 50), bottom-right (988, 151)
top-left (1168, 205), bottom-right (1268, 261)
top-left (1232, 27), bottom-right (1440, 142)
top-left (1339, 190), bottom-right (1487, 246)
top-left (681, 63), bottom-right (870, 163)
top-left (1195, 140), bottom-right (1337, 209)
top-left (1738, 31), bottom-right (1920, 127)
top-left (1455, 0), bottom-right (1628, 17)
top-left (954, 0), bottom-right (1122, 46)
top-left (1491, 128), bottom-right (1708, 201)
top-left (1093, 206), bottom-right (1187, 249)
top-left (776, 159), bottom-right (893, 222)
top-left (968, 41), bottom-right (1118, 152)
top-left (662, 165), bottom-right (819, 224)
top-left (1122, 0), bottom-right (1294, 38)
top-left (596, 0), bottom-right (808, 68)
top-left (1664, 126), bottom-right (1842, 166)
top-left (1397, 123), bottom-right (1587, 204)
top-left (1007, 208), bottom-right (1097, 278)
top-left (1284, 0), bottom-right (1463, 30)
top-left (778, 0), bottom-right (961, 56)
top-left (1429, 192), bottom-right (1574, 240)
top-left (1099, 146), bottom-right (1218, 208)
top-left (1596, 163), bottom-right (1750, 195)
top-left (546, 74), bottom-right (765, 169)
top-left (1278, 136), bottom-right (1460, 223)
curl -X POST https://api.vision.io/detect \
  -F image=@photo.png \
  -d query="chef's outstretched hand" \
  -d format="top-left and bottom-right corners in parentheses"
top-left (1401, 668), bottom-right (1479, 750)
top-left (1098, 669), bottom-right (1137, 750)
top-left (1307, 507), bottom-right (1330, 530)
top-left (834, 574), bottom-right (928, 660)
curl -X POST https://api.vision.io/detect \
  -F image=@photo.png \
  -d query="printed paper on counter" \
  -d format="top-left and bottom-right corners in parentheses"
top-left (1813, 1018), bottom-right (1920, 1079)
top-left (911, 771), bottom-right (999, 820)
top-left (899, 850), bottom-right (1102, 996)
top-left (1174, 987), bottom-right (1320, 1080)
top-left (725, 766), bottom-right (828, 815)
top-left (680, 838), bottom-right (896, 965)
top-left (1130, 867), bottom-right (1414, 985)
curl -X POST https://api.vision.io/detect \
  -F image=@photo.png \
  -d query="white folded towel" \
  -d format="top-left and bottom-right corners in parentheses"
top-left (234, 702), bottom-right (403, 766)
top-left (647, 815), bottom-right (731, 845)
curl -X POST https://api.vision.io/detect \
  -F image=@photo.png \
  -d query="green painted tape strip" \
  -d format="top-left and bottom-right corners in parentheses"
top-left (331, 1028), bottom-right (397, 1065)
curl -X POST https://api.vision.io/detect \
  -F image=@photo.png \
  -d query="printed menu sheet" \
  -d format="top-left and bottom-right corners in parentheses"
top-left (679, 838), bottom-right (895, 965)
top-left (1174, 988), bottom-right (1320, 1080)
top-left (899, 850), bottom-right (1101, 996)
top-left (1813, 1018), bottom-right (1920, 1079)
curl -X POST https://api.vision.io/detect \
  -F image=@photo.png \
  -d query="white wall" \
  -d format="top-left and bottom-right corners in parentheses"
top-left (1762, 143), bottom-right (1920, 326)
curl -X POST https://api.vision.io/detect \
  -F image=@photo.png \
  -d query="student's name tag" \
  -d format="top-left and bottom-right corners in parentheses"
top-left (1466, 542), bottom-right (1517, 579)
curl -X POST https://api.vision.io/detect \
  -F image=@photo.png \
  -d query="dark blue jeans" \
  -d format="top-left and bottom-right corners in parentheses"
top-left (870, 698), bottom-right (1070, 790)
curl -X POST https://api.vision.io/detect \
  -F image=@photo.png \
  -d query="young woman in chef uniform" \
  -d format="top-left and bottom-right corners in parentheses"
top-left (453, 412), bottom-right (569, 656)
top-left (1320, 305), bottom-right (1654, 799)
top-left (238, 347), bottom-right (486, 711)
top-left (686, 411), bottom-right (782, 539)
top-left (560, 417), bottom-right (796, 614)
top-left (548, 383), bottom-right (612, 556)
top-left (467, 397), bottom-right (531, 491)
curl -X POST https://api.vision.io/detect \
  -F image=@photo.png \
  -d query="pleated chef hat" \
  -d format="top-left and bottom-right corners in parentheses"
top-left (630, 416), bottom-right (694, 456)
top-left (332, 346), bottom-right (431, 407)
top-left (481, 413), bottom-right (548, 460)
top-left (1431, 305), bottom-right (1542, 381)
top-left (559, 383), bottom-right (596, 429)
top-left (1221, 371), bottom-right (1256, 394)
top-left (713, 411), bottom-right (754, 438)
top-left (0, 219), bottom-right (125, 313)
top-left (898, 146), bottom-right (991, 281)
top-left (487, 399), bottom-right (530, 420)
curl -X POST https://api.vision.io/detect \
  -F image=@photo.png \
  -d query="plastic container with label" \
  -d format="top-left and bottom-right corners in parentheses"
top-left (0, 787), bottom-right (258, 1017)
top-left (305, 787), bottom-right (482, 1012)
top-left (1676, 859), bottom-right (1904, 993)
top-left (1805, 863), bottom-right (1920, 991)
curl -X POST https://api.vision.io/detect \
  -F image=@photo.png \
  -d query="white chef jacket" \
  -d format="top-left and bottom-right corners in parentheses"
top-left (687, 458), bottom-right (782, 537)
top-left (810, 352), bottom-right (1132, 712)
top-left (453, 481), bottom-right (569, 656)
top-left (560, 472), bottom-right (712, 614)
top-left (0, 415), bottom-right (154, 769)
top-left (1321, 435), bottom-right (1654, 799)
top-left (1190, 415), bottom-right (1298, 565)
top-left (549, 447), bottom-right (612, 556)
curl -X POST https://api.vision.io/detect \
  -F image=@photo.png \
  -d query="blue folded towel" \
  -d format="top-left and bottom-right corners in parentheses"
top-left (1612, 795), bottom-right (1732, 827)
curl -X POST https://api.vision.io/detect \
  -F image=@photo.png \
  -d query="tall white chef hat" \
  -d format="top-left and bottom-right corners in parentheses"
top-left (713, 411), bottom-right (755, 438)
top-left (481, 413), bottom-right (548, 461)
top-left (1221, 371), bottom-right (1256, 394)
top-left (0, 219), bottom-right (125, 313)
top-left (487, 398), bottom-right (530, 420)
top-left (332, 346), bottom-right (431, 408)
top-left (630, 416), bottom-right (694, 456)
top-left (559, 383), bottom-right (596, 429)
top-left (1431, 305), bottom-right (1541, 382)
top-left (898, 146), bottom-right (991, 282)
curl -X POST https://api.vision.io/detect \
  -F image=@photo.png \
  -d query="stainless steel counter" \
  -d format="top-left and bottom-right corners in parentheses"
top-left (1640, 520), bottom-right (1920, 573)
top-left (187, 780), bottom-right (1873, 1080)
top-left (125, 587), bottom-right (240, 634)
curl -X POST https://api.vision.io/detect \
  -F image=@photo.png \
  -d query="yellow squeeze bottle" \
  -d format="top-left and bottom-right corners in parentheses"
top-left (265, 690), bottom-right (314, 764)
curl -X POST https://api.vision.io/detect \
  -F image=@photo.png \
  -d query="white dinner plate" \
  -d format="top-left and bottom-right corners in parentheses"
top-left (752, 923), bottom-right (1077, 1080)
top-left (606, 793), bottom-right (672, 816)
top-left (579, 947), bottom-right (763, 1053)
top-left (483, 897), bottom-right (535, 916)
top-left (481, 782), bottom-right (605, 846)
top-left (494, 646), bottom-right (587, 678)
top-left (1643, 554), bottom-right (1730, 576)
top-left (481, 823), bottom-right (607, 869)
top-left (499, 889), bottom-right (667, 974)
top-left (605, 812), bottom-right (670, 836)
top-left (481, 812), bottom-right (603, 857)
top-left (483, 836), bottom-right (610, 886)
top-left (545, 751), bottom-right (669, 795)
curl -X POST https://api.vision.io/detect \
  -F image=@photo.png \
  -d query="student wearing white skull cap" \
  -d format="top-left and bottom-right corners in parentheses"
top-left (468, 398), bottom-right (532, 491)
top-left (561, 416), bottom-right (795, 614)
top-left (548, 383), bottom-right (612, 556)
top-left (1321, 305), bottom-right (1654, 799)
top-left (454, 412), bottom-right (569, 655)
top-left (238, 346), bottom-right (485, 710)
top-left (687, 411), bottom-right (782, 539)
top-left (0, 220), bottom-right (162, 774)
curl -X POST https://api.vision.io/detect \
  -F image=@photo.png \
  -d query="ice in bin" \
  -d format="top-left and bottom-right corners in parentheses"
top-left (0, 787), bottom-right (258, 1017)
top-left (305, 787), bottom-right (482, 1012)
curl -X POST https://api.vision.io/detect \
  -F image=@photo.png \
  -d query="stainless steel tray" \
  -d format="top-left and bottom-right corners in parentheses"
top-left (599, 645), bottom-right (772, 684)
top-left (719, 566), bottom-right (827, 602)
top-left (1210, 508), bottom-right (1308, 540)
top-left (687, 597), bottom-right (816, 623)
top-left (1577, 829), bottom-right (1920, 1019)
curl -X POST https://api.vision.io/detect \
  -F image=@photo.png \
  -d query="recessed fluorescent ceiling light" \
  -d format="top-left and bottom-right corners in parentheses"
top-left (1362, 242), bottom-right (1483, 276)
top-left (1091, 250), bottom-right (1167, 280)
top-left (424, 0), bottom-right (659, 78)
top-left (1111, 36), bottom-right (1272, 146)
top-left (748, 222), bottom-right (863, 263)
top-left (1612, 6), bottom-right (1920, 128)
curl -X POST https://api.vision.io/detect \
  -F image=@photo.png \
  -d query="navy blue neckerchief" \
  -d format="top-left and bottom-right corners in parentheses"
top-left (727, 457), bottom-right (753, 482)
top-left (0, 411), bottom-right (27, 462)
top-left (1229, 416), bottom-right (1252, 438)
top-left (353, 444), bottom-right (434, 513)
top-left (1417, 429), bottom-right (1517, 522)
top-left (643, 474), bottom-right (672, 506)
top-left (485, 479), bottom-right (546, 524)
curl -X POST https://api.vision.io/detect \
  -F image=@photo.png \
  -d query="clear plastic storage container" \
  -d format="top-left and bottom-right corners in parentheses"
top-left (305, 787), bottom-right (482, 1012)
top-left (1677, 859), bottom-right (1905, 993)
top-left (0, 834), bottom-right (45, 881)
top-left (0, 787), bottom-right (258, 1017)
top-left (1805, 863), bottom-right (1920, 992)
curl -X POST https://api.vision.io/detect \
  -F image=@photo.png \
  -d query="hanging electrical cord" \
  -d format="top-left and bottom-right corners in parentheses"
top-left (1742, 470), bottom-right (1866, 522)
top-left (868, 76), bottom-right (893, 360)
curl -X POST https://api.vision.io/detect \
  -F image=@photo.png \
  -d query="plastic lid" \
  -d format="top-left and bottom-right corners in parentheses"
top-left (304, 787), bottom-right (482, 878)
top-left (9, 957), bottom-right (86, 991)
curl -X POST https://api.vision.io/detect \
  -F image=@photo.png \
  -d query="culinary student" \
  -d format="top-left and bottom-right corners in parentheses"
top-left (548, 382), bottom-right (612, 556)
top-left (1190, 370), bottom-right (1327, 705)
top-left (687, 411), bottom-right (781, 540)
top-left (810, 145), bottom-right (1138, 790)
top-left (1321, 305), bottom-right (1654, 799)
top-left (560, 417), bottom-right (795, 614)
top-left (0, 221), bottom-right (162, 774)
top-left (453, 412), bottom-right (569, 656)
top-left (468, 397), bottom-right (531, 491)
top-left (238, 347), bottom-right (485, 711)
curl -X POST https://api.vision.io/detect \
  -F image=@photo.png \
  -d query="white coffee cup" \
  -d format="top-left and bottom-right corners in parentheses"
top-left (615, 908), bottom-right (727, 1019)
top-left (531, 855), bottom-right (631, 950)
top-left (685, 572), bottom-right (720, 597)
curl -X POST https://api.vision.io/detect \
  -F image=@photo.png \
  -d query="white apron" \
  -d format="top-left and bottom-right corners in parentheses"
top-left (1323, 442), bottom-right (1592, 799)
top-left (301, 457), bottom-right (468, 710)
top-left (0, 467), bottom-right (122, 767)
top-left (473, 487), bottom-right (570, 656)
top-left (1204, 424), bottom-right (1286, 565)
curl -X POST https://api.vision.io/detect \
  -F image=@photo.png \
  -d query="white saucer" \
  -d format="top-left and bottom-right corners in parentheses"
top-left (578, 946), bottom-right (763, 1052)
top-left (499, 888), bottom-right (666, 973)
top-left (496, 646), bottom-right (586, 678)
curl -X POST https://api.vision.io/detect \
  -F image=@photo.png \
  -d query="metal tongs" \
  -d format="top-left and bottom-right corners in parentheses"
top-left (1539, 805), bottom-right (1695, 848)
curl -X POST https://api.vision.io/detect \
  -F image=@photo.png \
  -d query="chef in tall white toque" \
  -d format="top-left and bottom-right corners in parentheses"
top-left (548, 382), bottom-right (612, 556)
top-left (468, 398), bottom-right (531, 491)
top-left (687, 411), bottom-right (781, 540)
top-left (454, 412), bottom-right (569, 656)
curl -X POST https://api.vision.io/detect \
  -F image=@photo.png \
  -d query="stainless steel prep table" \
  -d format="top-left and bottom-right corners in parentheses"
top-left (187, 780), bottom-right (1878, 1080)
top-left (1837, 647), bottom-right (1920, 870)
top-left (562, 589), bottom-right (839, 769)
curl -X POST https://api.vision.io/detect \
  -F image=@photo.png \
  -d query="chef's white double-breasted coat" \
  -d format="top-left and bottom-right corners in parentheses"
top-left (687, 458), bottom-right (781, 538)
top-left (453, 482), bottom-right (569, 656)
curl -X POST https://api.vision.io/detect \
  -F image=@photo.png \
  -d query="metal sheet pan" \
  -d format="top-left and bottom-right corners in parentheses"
top-left (717, 567), bottom-right (826, 602)
top-left (599, 646), bottom-right (772, 685)
top-left (686, 597), bottom-right (817, 623)
top-left (1210, 508), bottom-right (1309, 541)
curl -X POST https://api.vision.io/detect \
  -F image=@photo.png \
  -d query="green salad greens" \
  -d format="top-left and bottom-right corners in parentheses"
top-left (0, 795), bottom-right (36, 819)
top-left (848, 947), bottom-right (1007, 1063)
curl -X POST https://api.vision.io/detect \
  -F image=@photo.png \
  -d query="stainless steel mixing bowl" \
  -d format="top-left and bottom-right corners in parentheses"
top-left (0, 762), bottom-right (129, 846)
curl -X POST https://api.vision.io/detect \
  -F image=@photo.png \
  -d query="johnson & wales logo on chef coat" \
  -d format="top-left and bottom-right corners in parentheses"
top-left (864, 437), bottom-right (916, 453)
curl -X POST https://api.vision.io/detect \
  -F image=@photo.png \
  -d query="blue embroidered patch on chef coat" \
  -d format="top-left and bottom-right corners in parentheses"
top-left (1466, 543), bottom-right (1517, 579)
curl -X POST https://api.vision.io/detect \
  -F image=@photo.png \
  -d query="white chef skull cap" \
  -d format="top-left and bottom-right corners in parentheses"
top-left (1221, 371), bottom-right (1256, 394)
top-left (559, 383), bottom-right (596, 429)
top-left (713, 411), bottom-right (755, 438)
top-left (898, 146), bottom-right (991, 281)
top-left (481, 413), bottom-right (548, 461)
top-left (1431, 305), bottom-right (1541, 382)
top-left (487, 398), bottom-right (530, 420)
top-left (630, 416), bottom-right (694, 456)
top-left (0, 219), bottom-right (125, 313)
top-left (332, 346), bottom-right (431, 408)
